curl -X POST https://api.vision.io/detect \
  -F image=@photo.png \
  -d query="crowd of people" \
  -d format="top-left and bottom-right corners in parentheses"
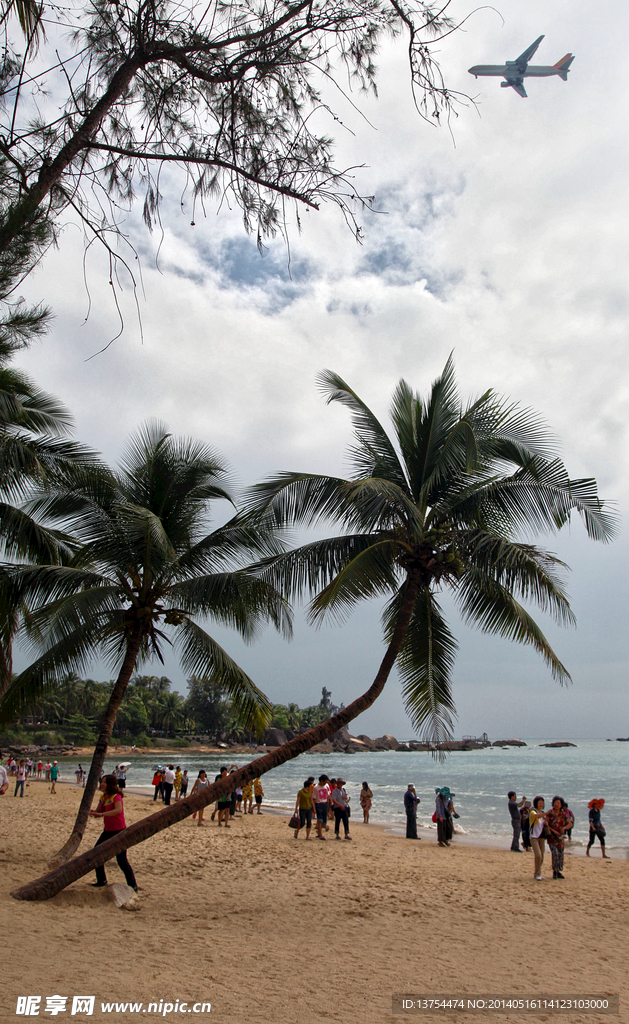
top-left (1, 754), bottom-right (60, 793)
top-left (508, 790), bottom-right (609, 880)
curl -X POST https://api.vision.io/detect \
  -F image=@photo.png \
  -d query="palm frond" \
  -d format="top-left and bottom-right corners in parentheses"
top-left (382, 584), bottom-right (457, 745)
top-left (309, 537), bottom-right (401, 625)
top-left (317, 369), bottom-right (409, 488)
top-left (173, 617), bottom-right (273, 734)
top-left (455, 567), bottom-right (571, 683)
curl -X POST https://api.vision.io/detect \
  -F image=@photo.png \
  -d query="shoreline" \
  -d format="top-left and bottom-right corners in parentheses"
top-left (26, 776), bottom-right (625, 858)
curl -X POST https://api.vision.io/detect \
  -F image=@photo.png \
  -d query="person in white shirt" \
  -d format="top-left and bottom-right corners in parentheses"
top-left (162, 764), bottom-right (175, 805)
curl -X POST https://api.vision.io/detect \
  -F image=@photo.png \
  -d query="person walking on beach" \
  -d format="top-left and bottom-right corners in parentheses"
top-left (563, 801), bottom-right (575, 841)
top-left (444, 790), bottom-right (456, 842)
top-left (520, 800), bottom-right (532, 852)
top-left (152, 768), bottom-right (163, 802)
top-left (586, 799), bottom-right (609, 859)
top-left (190, 770), bottom-right (211, 826)
top-left (313, 775), bottom-right (331, 840)
top-left (404, 785), bottom-right (420, 839)
top-left (49, 761), bottom-right (59, 794)
top-left (115, 764), bottom-right (127, 791)
top-left (529, 797), bottom-right (546, 880)
top-left (0, 757), bottom-right (9, 821)
top-left (242, 780), bottom-right (253, 814)
top-left (180, 770), bottom-right (188, 799)
top-left (360, 782), bottom-right (373, 824)
top-left (435, 789), bottom-right (450, 847)
top-left (545, 796), bottom-right (569, 879)
top-left (293, 780), bottom-right (315, 840)
top-left (88, 774), bottom-right (137, 891)
top-left (507, 791), bottom-right (526, 852)
top-left (14, 759), bottom-right (26, 797)
top-left (331, 778), bottom-right (351, 840)
top-left (174, 766), bottom-right (182, 800)
top-left (253, 777), bottom-right (264, 814)
top-left (162, 765), bottom-right (175, 805)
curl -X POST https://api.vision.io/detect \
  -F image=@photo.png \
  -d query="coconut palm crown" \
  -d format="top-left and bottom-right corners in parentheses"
top-left (245, 357), bottom-right (615, 744)
top-left (0, 420), bottom-right (291, 861)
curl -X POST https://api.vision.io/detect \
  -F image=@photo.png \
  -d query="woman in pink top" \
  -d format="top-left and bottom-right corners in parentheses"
top-left (89, 775), bottom-right (137, 890)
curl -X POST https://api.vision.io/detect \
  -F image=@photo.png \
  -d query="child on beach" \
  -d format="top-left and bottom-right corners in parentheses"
top-left (253, 777), bottom-right (264, 814)
top-left (242, 781), bottom-right (253, 813)
top-left (174, 767), bottom-right (182, 800)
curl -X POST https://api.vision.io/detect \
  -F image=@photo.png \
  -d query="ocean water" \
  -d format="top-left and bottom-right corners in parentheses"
top-left (58, 739), bottom-right (629, 848)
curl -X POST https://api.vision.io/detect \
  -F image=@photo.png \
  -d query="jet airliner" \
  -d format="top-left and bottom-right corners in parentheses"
top-left (468, 35), bottom-right (575, 98)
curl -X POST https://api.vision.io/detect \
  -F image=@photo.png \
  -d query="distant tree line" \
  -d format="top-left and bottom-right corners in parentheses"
top-left (2, 673), bottom-right (342, 747)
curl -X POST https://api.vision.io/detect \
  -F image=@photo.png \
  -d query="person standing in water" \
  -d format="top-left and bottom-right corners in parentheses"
top-left (360, 782), bottom-right (373, 824)
top-left (586, 799), bottom-right (609, 859)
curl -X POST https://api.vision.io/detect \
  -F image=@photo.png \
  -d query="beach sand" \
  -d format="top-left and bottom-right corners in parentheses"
top-left (1, 781), bottom-right (626, 1023)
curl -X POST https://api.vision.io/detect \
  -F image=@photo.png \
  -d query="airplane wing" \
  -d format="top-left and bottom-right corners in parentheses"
top-left (513, 34), bottom-right (544, 71)
top-left (510, 80), bottom-right (528, 98)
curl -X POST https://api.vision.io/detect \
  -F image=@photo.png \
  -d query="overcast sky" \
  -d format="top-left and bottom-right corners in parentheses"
top-left (14, 0), bottom-right (629, 739)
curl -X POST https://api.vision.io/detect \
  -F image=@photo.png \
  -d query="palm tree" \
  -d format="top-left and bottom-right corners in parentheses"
top-left (10, 360), bottom-right (615, 902)
top-left (154, 691), bottom-right (187, 734)
top-left (1, 421), bottom-right (291, 866)
top-left (0, 336), bottom-right (95, 700)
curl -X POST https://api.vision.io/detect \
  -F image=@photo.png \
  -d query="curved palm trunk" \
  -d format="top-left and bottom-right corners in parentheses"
top-left (13, 576), bottom-right (419, 901)
top-left (47, 630), bottom-right (143, 869)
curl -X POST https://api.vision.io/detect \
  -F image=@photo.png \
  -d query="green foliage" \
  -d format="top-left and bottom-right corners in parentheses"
top-left (1, 421), bottom-right (291, 735)
top-left (246, 358), bottom-right (615, 745)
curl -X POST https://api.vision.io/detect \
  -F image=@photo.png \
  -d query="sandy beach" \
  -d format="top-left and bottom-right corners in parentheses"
top-left (2, 780), bottom-right (626, 1024)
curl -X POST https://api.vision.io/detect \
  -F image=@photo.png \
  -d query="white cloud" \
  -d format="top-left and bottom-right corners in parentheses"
top-left (14, 0), bottom-right (628, 738)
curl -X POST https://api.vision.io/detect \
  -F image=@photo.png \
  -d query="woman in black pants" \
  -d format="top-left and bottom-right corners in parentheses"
top-left (89, 775), bottom-right (137, 890)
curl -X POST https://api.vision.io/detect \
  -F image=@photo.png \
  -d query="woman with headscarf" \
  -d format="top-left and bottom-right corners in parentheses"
top-left (586, 799), bottom-right (609, 859)
top-left (545, 795), bottom-right (569, 879)
top-left (435, 788), bottom-right (450, 847)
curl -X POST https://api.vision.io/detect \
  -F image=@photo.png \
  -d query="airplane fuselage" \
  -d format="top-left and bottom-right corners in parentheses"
top-left (469, 64), bottom-right (568, 79)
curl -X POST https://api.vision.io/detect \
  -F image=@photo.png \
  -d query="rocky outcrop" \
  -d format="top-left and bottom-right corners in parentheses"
top-left (492, 738), bottom-right (527, 747)
top-left (373, 734), bottom-right (399, 750)
top-left (539, 741), bottom-right (577, 748)
top-left (262, 727), bottom-right (288, 747)
top-left (357, 735), bottom-right (376, 750)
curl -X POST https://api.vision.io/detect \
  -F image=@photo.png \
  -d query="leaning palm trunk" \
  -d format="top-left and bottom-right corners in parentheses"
top-left (13, 577), bottom-right (419, 901)
top-left (48, 630), bottom-right (143, 868)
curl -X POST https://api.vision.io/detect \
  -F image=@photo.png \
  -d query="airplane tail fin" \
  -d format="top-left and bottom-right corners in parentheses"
top-left (554, 54), bottom-right (575, 80)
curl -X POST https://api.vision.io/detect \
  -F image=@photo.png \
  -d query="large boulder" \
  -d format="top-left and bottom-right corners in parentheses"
top-left (373, 734), bottom-right (399, 750)
top-left (356, 734), bottom-right (376, 749)
top-left (262, 727), bottom-right (288, 747)
top-left (309, 739), bottom-right (334, 753)
top-left (345, 738), bottom-right (371, 752)
top-left (492, 738), bottom-right (527, 747)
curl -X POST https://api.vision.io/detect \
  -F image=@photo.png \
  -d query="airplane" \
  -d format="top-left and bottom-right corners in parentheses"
top-left (468, 35), bottom-right (575, 98)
